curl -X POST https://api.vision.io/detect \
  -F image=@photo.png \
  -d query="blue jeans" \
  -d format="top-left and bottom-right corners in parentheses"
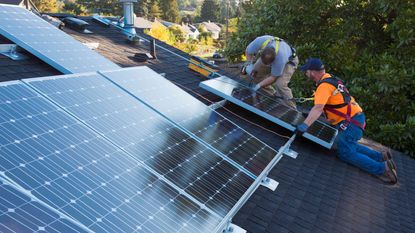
top-left (336, 113), bottom-right (385, 175)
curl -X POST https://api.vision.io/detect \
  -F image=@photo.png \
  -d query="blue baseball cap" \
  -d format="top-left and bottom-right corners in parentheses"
top-left (300, 58), bottom-right (325, 71)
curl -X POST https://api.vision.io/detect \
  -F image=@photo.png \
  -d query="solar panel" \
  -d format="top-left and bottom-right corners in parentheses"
top-left (98, 66), bottom-right (279, 177)
top-left (199, 76), bottom-right (338, 148)
top-left (0, 177), bottom-right (87, 233)
top-left (0, 81), bottom-right (224, 232)
top-left (0, 4), bottom-right (119, 74)
top-left (24, 73), bottom-right (255, 218)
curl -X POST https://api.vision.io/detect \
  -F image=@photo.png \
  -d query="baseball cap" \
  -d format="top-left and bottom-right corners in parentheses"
top-left (300, 58), bottom-right (325, 71)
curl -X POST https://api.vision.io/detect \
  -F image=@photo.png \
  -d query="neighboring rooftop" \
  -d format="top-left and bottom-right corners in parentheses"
top-left (0, 12), bottom-right (414, 233)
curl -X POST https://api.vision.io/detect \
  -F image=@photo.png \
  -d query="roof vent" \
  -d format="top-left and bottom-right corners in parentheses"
top-left (62, 17), bottom-right (92, 33)
top-left (120, 0), bottom-right (138, 41)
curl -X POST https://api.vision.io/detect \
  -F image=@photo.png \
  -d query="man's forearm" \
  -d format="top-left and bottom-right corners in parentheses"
top-left (303, 105), bottom-right (324, 126)
top-left (258, 76), bottom-right (277, 88)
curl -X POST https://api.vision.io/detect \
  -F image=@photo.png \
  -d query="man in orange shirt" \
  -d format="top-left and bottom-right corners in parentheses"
top-left (296, 58), bottom-right (397, 184)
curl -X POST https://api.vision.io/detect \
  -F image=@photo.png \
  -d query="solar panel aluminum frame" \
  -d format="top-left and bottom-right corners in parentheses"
top-left (212, 134), bottom-right (291, 233)
top-left (199, 76), bottom-right (338, 149)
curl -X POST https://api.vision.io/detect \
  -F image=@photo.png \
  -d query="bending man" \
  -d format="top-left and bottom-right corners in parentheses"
top-left (242, 35), bottom-right (298, 108)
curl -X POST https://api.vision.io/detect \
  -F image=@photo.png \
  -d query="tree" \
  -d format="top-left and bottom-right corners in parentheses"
top-left (200, 0), bottom-right (219, 22)
top-left (62, 1), bottom-right (87, 15)
top-left (159, 0), bottom-right (180, 23)
top-left (225, 0), bottom-right (415, 156)
top-left (32, 0), bottom-right (59, 12)
top-left (219, 0), bottom-right (237, 23)
top-left (76, 0), bottom-right (122, 15)
top-left (135, 0), bottom-right (150, 17)
top-left (149, 1), bottom-right (162, 20)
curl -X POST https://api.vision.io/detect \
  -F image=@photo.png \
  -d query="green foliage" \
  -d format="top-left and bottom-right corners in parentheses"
top-left (198, 31), bottom-right (214, 45)
top-left (135, 0), bottom-right (151, 17)
top-left (149, 3), bottom-right (162, 19)
top-left (219, 0), bottom-right (238, 23)
top-left (225, 0), bottom-right (415, 157)
top-left (76, 0), bottom-right (122, 15)
top-left (170, 25), bottom-right (186, 42)
top-left (200, 0), bottom-right (219, 22)
top-left (62, 1), bottom-right (87, 15)
top-left (160, 0), bottom-right (180, 23)
top-left (32, 0), bottom-right (59, 12)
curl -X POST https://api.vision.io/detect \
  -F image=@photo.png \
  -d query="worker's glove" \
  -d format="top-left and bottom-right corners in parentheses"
top-left (241, 61), bottom-right (253, 75)
top-left (295, 122), bottom-right (308, 136)
top-left (249, 83), bottom-right (261, 92)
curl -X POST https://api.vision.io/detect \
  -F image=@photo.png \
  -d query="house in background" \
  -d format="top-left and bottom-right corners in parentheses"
top-left (200, 21), bottom-right (221, 39)
top-left (160, 20), bottom-right (200, 41)
top-left (180, 23), bottom-right (200, 40)
top-left (134, 16), bottom-right (153, 30)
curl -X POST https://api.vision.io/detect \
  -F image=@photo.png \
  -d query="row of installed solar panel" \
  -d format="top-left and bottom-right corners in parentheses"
top-left (0, 67), bottom-right (284, 233)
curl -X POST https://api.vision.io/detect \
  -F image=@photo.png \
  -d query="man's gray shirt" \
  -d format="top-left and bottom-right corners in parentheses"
top-left (246, 35), bottom-right (293, 77)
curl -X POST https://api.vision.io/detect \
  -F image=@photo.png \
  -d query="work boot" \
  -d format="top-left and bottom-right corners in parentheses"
top-left (382, 148), bottom-right (397, 170)
top-left (381, 160), bottom-right (398, 185)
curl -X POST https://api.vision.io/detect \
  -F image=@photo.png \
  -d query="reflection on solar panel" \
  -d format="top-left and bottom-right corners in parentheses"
top-left (0, 177), bottom-right (87, 233)
top-left (0, 81), bottom-right (223, 232)
top-left (199, 76), bottom-right (338, 149)
top-left (98, 66), bottom-right (278, 177)
top-left (0, 4), bottom-right (119, 74)
top-left (24, 73), bottom-right (254, 218)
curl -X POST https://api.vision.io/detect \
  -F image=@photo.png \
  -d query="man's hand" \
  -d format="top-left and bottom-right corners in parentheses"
top-left (250, 70), bottom-right (258, 78)
top-left (295, 122), bottom-right (309, 136)
top-left (241, 61), bottom-right (253, 75)
top-left (249, 83), bottom-right (261, 92)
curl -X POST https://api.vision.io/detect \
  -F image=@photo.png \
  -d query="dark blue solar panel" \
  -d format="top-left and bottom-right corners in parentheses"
top-left (0, 4), bottom-right (119, 74)
top-left (0, 81), bottom-right (222, 232)
top-left (199, 76), bottom-right (338, 148)
top-left (24, 73), bottom-right (254, 218)
top-left (0, 178), bottom-right (87, 233)
top-left (99, 67), bottom-right (278, 177)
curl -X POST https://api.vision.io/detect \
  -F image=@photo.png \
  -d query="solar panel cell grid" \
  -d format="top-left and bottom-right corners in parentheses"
top-left (99, 67), bottom-right (278, 177)
top-left (0, 178), bottom-right (87, 233)
top-left (24, 73), bottom-right (254, 218)
top-left (0, 82), bottom-right (222, 232)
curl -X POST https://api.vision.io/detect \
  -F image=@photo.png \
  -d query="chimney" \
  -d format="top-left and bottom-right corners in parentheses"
top-left (150, 39), bottom-right (157, 59)
top-left (120, 0), bottom-right (137, 40)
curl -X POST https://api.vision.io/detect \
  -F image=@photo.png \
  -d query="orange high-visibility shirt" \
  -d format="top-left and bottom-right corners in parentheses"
top-left (314, 74), bottom-right (363, 125)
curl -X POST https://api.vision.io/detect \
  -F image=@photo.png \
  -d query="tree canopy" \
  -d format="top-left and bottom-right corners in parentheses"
top-left (159, 0), bottom-right (180, 23)
top-left (225, 0), bottom-right (415, 156)
top-left (32, 0), bottom-right (59, 12)
top-left (200, 0), bottom-right (219, 22)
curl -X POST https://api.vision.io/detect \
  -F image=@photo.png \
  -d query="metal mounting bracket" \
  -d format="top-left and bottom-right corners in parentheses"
top-left (83, 42), bottom-right (100, 50)
top-left (260, 177), bottom-right (279, 191)
top-left (0, 44), bottom-right (28, 61)
top-left (283, 147), bottom-right (298, 159)
top-left (223, 223), bottom-right (247, 233)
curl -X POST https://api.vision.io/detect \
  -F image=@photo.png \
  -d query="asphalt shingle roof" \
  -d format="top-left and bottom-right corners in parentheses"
top-left (1, 15), bottom-right (414, 233)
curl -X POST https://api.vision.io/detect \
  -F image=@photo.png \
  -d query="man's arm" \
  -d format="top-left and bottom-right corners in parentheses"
top-left (303, 104), bottom-right (324, 126)
top-left (245, 51), bottom-right (255, 62)
top-left (257, 75), bottom-right (277, 88)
